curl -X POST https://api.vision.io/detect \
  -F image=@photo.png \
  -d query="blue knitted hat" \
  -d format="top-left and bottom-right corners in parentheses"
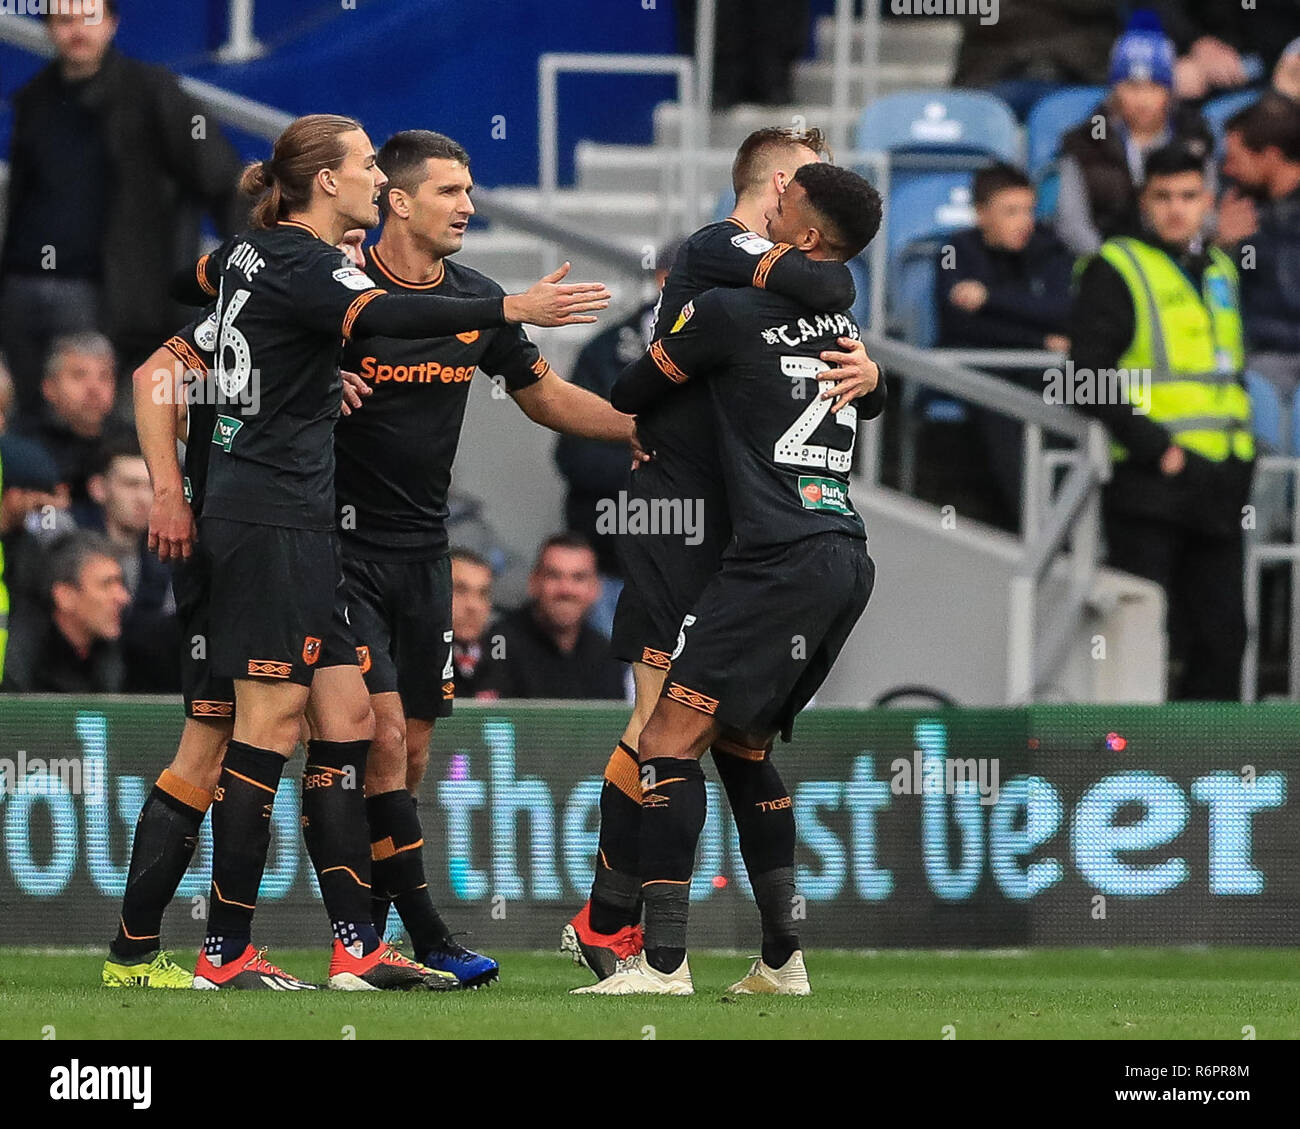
top-left (1109, 11), bottom-right (1175, 88)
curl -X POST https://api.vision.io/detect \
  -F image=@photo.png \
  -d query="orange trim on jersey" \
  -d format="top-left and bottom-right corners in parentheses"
top-left (724, 216), bottom-right (746, 229)
top-left (639, 646), bottom-right (671, 671)
top-left (753, 243), bottom-right (793, 289)
top-left (196, 254), bottom-right (217, 297)
top-left (666, 682), bottom-right (719, 716)
top-left (370, 246), bottom-right (446, 289)
top-left (650, 341), bottom-right (690, 384)
top-left (157, 768), bottom-right (215, 812)
top-left (342, 288), bottom-right (386, 339)
top-left (603, 745), bottom-right (642, 804)
top-left (189, 699), bottom-right (234, 719)
top-left (165, 336), bottom-right (208, 376)
top-left (321, 865), bottom-right (370, 890)
top-left (277, 219), bottom-right (322, 239)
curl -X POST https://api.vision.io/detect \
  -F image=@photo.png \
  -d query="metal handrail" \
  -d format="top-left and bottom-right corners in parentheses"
top-left (539, 53), bottom-right (700, 239)
top-left (862, 334), bottom-right (1111, 702)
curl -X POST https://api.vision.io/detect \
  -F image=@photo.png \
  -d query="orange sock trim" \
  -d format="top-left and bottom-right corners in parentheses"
top-left (157, 769), bottom-right (214, 813)
top-left (603, 744), bottom-right (642, 804)
top-left (711, 737), bottom-right (769, 762)
top-left (371, 836), bottom-right (424, 862)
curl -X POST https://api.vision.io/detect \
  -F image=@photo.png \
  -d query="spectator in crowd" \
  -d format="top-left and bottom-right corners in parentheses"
top-left (0, 355), bottom-right (13, 435)
top-left (0, 0), bottom-right (245, 419)
top-left (477, 533), bottom-right (626, 701)
top-left (1150, 0), bottom-right (1300, 102)
top-left (85, 433), bottom-right (179, 692)
top-left (14, 332), bottom-right (123, 526)
top-left (1218, 96), bottom-right (1300, 411)
top-left (0, 432), bottom-right (73, 618)
top-left (1, 532), bottom-right (129, 694)
top-left (675, 0), bottom-right (808, 108)
top-left (1056, 14), bottom-right (1215, 256)
top-left (449, 548), bottom-right (496, 699)
top-left (1275, 39), bottom-right (1300, 104)
top-left (555, 241), bottom-right (678, 637)
top-left (953, 0), bottom-right (1122, 119)
top-left (936, 163), bottom-right (1074, 527)
top-left (1069, 144), bottom-right (1253, 701)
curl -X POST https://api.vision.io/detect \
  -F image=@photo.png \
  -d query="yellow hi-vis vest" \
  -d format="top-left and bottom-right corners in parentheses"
top-left (1098, 237), bottom-right (1253, 463)
top-left (0, 447), bottom-right (8, 683)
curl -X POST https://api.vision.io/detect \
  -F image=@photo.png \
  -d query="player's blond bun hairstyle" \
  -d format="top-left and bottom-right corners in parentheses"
top-left (241, 113), bottom-right (365, 229)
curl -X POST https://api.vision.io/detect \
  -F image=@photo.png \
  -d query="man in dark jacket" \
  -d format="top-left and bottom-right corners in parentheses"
top-left (1070, 145), bottom-right (1253, 701)
top-left (1218, 96), bottom-right (1300, 409)
top-left (0, 0), bottom-right (245, 417)
top-left (936, 163), bottom-right (1074, 527)
top-left (1, 531), bottom-right (128, 694)
top-left (1056, 15), bottom-right (1215, 256)
top-left (477, 534), bottom-right (626, 701)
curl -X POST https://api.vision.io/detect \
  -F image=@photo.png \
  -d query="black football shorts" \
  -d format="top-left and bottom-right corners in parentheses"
top-left (333, 552), bottom-right (455, 721)
top-left (609, 462), bottom-right (730, 669)
top-left (173, 549), bottom-right (234, 720)
top-left (662, 531), bottom-right (875, 740)
top-left (201, 517), bottom-right (353, 687)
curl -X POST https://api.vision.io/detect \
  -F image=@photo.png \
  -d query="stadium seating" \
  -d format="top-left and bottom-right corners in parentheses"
top-left (1026, 86), bottom-right (1106, 176)
top-left (1203, 88), bottom-right (1262, 139)
top-left (885, 172), bottom-right (976, 261)
top-left (854, 89), bottom-right (1021, 176)
top-left (1246, 369), bottom-right (1285, 454)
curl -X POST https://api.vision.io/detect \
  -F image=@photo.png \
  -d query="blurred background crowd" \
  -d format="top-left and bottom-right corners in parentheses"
top-left (1, 0), bottom-right (1298, 703)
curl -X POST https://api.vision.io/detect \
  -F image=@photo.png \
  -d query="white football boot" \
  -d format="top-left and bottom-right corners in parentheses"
top-left (570, 951), bottom-right (694, 995)
top-left (727, 950), bottom-right (811, 996)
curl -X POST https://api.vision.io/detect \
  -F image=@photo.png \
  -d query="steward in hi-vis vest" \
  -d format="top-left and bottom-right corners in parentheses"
top-left (1069, 143), bottom-right (1254, 702)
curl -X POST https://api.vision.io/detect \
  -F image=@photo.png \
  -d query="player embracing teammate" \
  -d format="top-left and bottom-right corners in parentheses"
top-left (566, 142), bottom-right (886, 996)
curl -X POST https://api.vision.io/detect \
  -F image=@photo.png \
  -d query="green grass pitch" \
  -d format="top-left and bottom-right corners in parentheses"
top-left (1, 948), bottom-right (1295, 1040)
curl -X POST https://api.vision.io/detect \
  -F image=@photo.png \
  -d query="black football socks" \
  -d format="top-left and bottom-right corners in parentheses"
top-left (111, 769), bottom-right (212, 962)
top-left (638, 756), bottom-right (707, 974)
top-left (589, 741), bottom-right (644, 935)
top-left (714, 748), bottom-right (800, 969)
top-left (366, 789), bottom-right (449, 956)
top-left (205, 741), bottom-right (285, 963)
top-left (301, 739), bottom-right (380, 956)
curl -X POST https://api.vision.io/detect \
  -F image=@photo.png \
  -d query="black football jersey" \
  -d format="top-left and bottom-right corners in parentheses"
top-left (631, 219), bottom-right (857, 539)
top-left (620, 286), bottom-right (869, 552)
top-left (335, 247), bottom-right (548, 559)
top-left (162, 305), bottom-right (219, 518)
top-left (201, 220), bottom-right (389, 531)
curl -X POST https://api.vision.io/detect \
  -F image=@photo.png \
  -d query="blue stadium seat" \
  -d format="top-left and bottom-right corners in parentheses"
top-left (1246, 369), bottom-right (1283, 453)
top-left (886, 172), bottom-right (977, 261)
top-left (712, 187), bottom-right (737, 222)
top-left (855, 89), bottom-right (1021, 170)
top-left (1035, 165), bottom-right (1062, 219)
top-left (1026, 86), bottom-right (1106, 175)
top-left (891, 235), bottom-right (967, 424)
top-left (1203, 89), bottom-right (1261, 140)
top-left (890, 238), bottom-right (943, 348)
